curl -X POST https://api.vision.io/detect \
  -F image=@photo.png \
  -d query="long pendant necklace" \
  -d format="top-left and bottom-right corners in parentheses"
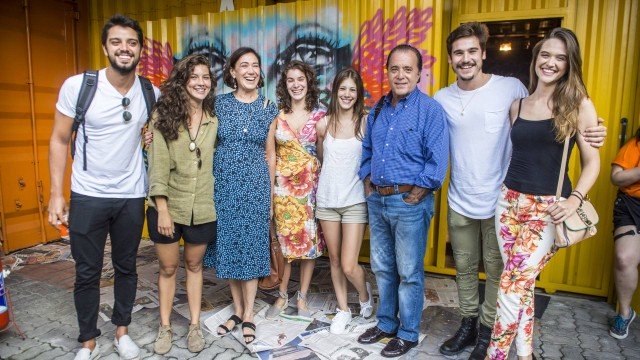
top-left (188, 109), bottom-right (204, 151)
top-left (455, 85), bottom-right (480, 116)
top-left (236, 92), bottom-right (259, 134)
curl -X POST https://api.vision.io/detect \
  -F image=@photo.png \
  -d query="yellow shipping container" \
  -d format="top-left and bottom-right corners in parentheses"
top-left (2, 0), bottom-right (639, 311)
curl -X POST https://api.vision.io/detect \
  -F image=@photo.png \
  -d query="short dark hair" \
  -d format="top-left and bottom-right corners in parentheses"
top-left (101, 14), bottom-right (144, 46)
top-left (446, 22), bottom-right (489, 55)
top-left (386, 44), bottom-right (423, 71)
top-left (222, 47), bottom-right (265, 88)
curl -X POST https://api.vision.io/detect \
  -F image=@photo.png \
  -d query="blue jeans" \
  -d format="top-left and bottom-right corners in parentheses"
top-left (367, 191), bottom-right (434, 342)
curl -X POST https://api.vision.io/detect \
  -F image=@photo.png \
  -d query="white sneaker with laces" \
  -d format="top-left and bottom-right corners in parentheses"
top-left (113, 334), bottom-right (140, 359)
top-left (330, 308), bottom-right (353, 334)
top-left (74, 343), bottom-right (100, 360)
top-left (359, 282), bottom-right (374, 318)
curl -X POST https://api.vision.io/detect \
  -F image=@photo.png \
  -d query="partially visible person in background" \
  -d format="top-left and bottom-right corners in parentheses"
top-left (609, 128), bottom-right (640, 339)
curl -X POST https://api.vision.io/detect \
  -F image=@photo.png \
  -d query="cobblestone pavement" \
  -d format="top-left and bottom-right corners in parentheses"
top-left (1, 258), bottom-right (639, 359)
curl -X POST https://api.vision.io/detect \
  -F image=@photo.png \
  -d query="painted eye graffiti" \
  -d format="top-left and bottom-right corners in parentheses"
top-left (182, 33), bottom-right (228, 89)
top-left (268, 23), bottom-right (352, 107)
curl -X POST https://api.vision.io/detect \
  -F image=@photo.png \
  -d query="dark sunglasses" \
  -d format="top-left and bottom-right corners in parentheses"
top-left (122, 97), bottom-right (132, 122)
top-left (195, 146), bottom-right (202, 169)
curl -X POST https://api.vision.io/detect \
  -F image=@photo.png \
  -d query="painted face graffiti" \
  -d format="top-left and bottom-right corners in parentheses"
top-left (139, 5), bottom-right (438, 108)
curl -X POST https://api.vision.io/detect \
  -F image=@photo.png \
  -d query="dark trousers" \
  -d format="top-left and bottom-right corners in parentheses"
top-left (69, 192), bottom-right (144, 342)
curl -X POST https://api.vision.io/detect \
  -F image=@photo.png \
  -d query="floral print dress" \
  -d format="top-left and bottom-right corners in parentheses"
top-left (274, 108), bottom-right (326, 260)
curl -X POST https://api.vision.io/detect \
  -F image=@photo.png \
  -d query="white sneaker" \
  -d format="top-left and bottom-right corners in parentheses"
top-left (359, 282), bottom-right (374, 318)
top-left (74, 343), bottom-right (100, 360)
top-left (330, 308), bottom-right (353, 334)
top-left (113, 334), bottom-right (140, 359)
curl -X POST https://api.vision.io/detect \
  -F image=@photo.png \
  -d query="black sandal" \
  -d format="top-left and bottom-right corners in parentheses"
top-left (242, 321), bottom-right (256, 345)
top-left (217, 314), bottom-right (242, 336)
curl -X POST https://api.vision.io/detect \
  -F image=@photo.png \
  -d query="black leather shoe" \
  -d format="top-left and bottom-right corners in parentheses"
top-left (468, 322), bottom-right (492, 360)
top-left (357, 326), bottom-right (396, 344)
top-left (439, 316), bottom-right (478, 355)
top-left (381, 337), bottom-right (418, 358)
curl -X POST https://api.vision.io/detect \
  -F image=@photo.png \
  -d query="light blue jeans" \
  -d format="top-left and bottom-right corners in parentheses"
top-left (367, 191), bottom-right (434, 342)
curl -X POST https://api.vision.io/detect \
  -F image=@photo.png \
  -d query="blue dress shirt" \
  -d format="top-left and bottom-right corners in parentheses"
top-left (359, 87), bottom-right (449, 189)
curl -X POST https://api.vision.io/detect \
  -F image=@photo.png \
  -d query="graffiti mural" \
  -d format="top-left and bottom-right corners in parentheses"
top-left (137, 3), bottom-right (437, 108)
top-left (265, 22), bottom-right (352, 105)
top-left (353, 6), bottom-right (436, 106)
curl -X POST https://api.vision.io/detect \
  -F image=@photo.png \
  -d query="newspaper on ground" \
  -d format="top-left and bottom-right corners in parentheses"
top-left (98, 278), bottom-right (160, 321)
top-left (425, 277), bottom-right (459, 307)
top-left (299, 325), bottom-right (425, 360)
top-left (1, 240), bottom-right (72, 272)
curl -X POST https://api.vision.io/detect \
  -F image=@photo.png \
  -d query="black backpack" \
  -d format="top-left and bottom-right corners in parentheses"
top-left (71, 70), bottom-right (156, 170)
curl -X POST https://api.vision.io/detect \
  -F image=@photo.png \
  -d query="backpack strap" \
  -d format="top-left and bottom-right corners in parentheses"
top-left (138, 75), bottom-right (156, 121)
top-left (71, 70), bottom-right (99, 171)
top-left (372, 92), bottom-right (388, 124)
top-left (138, 76), bottom-right (157, 172)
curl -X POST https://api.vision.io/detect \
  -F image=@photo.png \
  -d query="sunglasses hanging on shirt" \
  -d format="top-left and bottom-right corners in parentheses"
top-left (195, 146), bottom-right (202, 169)
top-left (122, 97), bottom-right (132, 122)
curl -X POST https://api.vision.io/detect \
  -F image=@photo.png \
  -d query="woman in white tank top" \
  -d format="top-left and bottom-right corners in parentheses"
top-left (315, 68), bottom-right (373, 334)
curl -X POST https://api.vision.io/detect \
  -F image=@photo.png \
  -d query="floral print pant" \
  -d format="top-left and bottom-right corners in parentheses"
top-left (487, 186), bottom-right (557, 359)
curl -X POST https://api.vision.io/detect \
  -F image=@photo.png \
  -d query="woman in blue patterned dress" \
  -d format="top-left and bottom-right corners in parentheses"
top-left (202, 47), bottom-right (278, 345)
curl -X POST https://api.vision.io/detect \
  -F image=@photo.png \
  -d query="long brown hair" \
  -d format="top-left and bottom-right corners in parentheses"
top-left (154, 54), bottom-right (215, 141)
top-left (276, 60), bottom-right (319, 113)
top-left (529, 27), bottom-right (588, 141)
top-left (326, 68), bottom-right (366, 140)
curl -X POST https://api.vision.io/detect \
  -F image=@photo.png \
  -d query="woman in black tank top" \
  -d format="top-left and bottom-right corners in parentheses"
top-left (486, 28), bottom-right (600, 360)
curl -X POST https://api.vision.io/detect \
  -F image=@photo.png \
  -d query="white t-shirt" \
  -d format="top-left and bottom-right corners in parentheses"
top-left (56, 68), bottom-right (161, 198)
top-left (434, 75), bottom-right (528, 219)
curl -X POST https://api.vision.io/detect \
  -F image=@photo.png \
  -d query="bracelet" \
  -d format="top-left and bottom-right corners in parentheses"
top-left (569, 193), bottom-right (584, 206)
top-left (571, 190), bottom-right (585, 200)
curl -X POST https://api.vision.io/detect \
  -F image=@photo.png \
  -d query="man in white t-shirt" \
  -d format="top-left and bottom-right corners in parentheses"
top-left (434, 22), bottom-right (606, 359)
top-left (48, 14), bottom-right (160, 360)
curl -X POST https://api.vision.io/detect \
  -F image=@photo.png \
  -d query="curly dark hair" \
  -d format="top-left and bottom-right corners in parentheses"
top-left (154, 54), bottom-right (215, 141)
top-left (276, 60), bottom-right (319, 113)
top-left (222, 47), bottom-right (265, 89)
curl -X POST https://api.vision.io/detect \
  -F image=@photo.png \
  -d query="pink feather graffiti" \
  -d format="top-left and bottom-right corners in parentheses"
top-left (352, 6), bottom-right (437, 106)
top-left (137, 38), bottom-right (174, 87)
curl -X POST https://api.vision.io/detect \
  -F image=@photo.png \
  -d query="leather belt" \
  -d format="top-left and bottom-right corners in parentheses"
top-left (374, 184), bottom-right (413, 196)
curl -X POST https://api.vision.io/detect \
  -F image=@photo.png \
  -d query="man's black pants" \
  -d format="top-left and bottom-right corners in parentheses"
top-left (69, 192), bottom-right (144, 342)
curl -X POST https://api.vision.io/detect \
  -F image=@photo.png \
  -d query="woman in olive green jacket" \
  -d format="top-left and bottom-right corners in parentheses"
top-left (146, 54), bottom-right (218, 355)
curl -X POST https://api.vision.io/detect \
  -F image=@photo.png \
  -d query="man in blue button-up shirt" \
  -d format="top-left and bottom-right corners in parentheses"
top-left (357, 44), bottom-right (449, 357)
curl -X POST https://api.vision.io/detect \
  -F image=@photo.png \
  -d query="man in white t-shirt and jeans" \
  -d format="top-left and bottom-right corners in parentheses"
top-left (434, 22), bottom-right (606, 359)
top-left (48, 14), bottom-right (160, 360)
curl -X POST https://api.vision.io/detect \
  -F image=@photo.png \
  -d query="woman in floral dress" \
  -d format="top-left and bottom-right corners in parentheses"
top-left (486, 28), bottom-right (600, 360)
top-left (266, 60), bottom-right (325, 318)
